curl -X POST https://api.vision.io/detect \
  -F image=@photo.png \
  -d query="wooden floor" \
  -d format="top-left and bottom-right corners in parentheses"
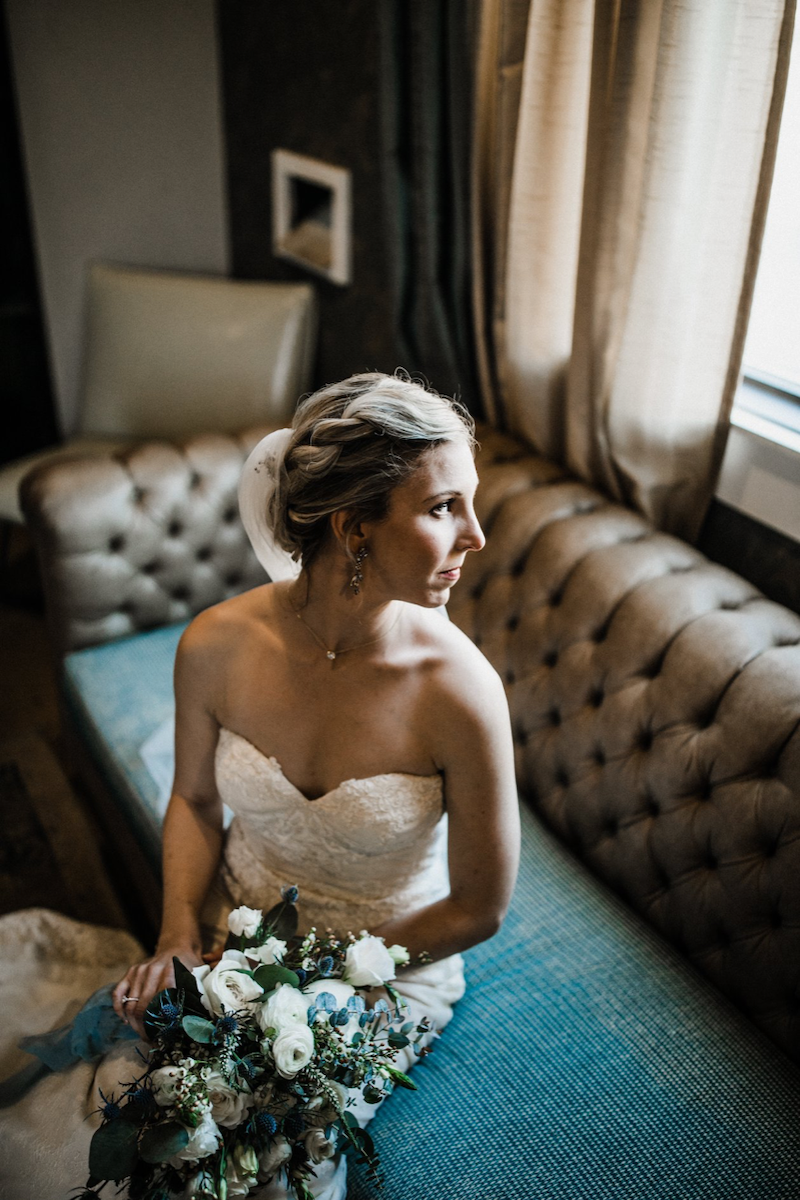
top-left (0, 528), bottom-right (133, 933)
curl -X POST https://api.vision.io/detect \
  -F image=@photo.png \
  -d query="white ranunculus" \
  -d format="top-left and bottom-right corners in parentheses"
top-left (248, 936), bottom-right (287, 965)
top-left (192, 950), bottom-right (263, 1016)
top-left (343, 936), bottom-right (396, 987)
top-left (272, 1023), bottom-right (315, 1078)
top-left (170, 1111), bottom-right (221, 1164)
top-left (387, 943), bottom-right (410, 966)
top-left (257, 983), bottom-right (309, 1035)
top-left (227, 905), bottom-right (264, 938)
top-left (151, 1064), bottom-right (186, 1106)
top-left (257, 1135), bottom-right (292, 1182)
top-left (205, 1069), bottom-right (254, 1128)
top-left (304, 1127), bottom-right (338, 1164)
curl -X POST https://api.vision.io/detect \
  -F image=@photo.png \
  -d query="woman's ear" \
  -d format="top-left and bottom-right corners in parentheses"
top-left (329, 510), bottom-right (367, 552)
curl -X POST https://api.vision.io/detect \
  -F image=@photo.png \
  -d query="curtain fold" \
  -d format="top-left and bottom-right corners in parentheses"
top-left (476, 0), bottom-right (796, 539)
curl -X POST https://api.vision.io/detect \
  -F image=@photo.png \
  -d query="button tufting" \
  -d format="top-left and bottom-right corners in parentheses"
top-left (556, 769), bottom-right (569, 789)
top-left (226, 572), bottom-right (242, 587)
top-left (699, 779), bottom-right (713, 800)
top-left (132, 486), bottom-right (146, 503)
top-left (196, 546), bottom-right (212, 562)
top-left (511, 556), bottom-right (527, 577)
top-left (142, 560), bottom-right (160, 575)
top-left (594, 747), bottom-right (606, 767)
top-left (108, 535), bottom-right (125, 553)
top-left (168, 520), bottom-right (182, 537)
top-left (638, 729), bottom-right (653, 752)
top-left (190, 471), bottom-right (201, 488)
top-left (705, 853), bottom-right (718, 870)
top-left (224, 507), bottom-right (237, 523)
top-left (589, 687), bottom-right (605, 708)
top-left (507, 614), bottom-right (519, 631)
top-left (605, 818), bottom-right (618, 836)
top-left (516, 727), bottom-right (528, 746)
top-left (544, 650), bottom-right (559, 669)
top-left (549, 708), bottom-right (561, 727)
top-left (646, 796), bottom-right (660, 817)
top-left (549, 590), bottom-right (563, 607)
top-left (172, 586), bottom-right (190, 601)
top-left (643, 657), bottom-right (663, 680)
top-left (593, 624), bottom-right (609, 644)
top-left (771, 912), bottom-right (783, 930)
top-left (505, 669), bottom-right (516, 685)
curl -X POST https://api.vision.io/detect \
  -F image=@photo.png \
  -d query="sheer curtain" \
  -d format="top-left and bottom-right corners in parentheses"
top-left (473, 0), bottom-right (795, 538)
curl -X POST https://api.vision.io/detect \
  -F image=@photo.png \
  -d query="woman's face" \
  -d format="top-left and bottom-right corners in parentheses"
top-left (359, 439), bottom-right (485, 607)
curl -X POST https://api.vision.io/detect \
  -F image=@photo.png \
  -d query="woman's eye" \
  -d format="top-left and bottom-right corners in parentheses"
top-left (431, 499), bottom-right (455, 515)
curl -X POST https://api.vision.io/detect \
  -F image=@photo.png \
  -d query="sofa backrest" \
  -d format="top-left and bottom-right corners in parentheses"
top-left (448, 426), bottom-right (800, 1061)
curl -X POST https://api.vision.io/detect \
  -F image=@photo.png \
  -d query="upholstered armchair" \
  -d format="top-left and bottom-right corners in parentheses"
top-left (0, 262), bottom-right (316, 525)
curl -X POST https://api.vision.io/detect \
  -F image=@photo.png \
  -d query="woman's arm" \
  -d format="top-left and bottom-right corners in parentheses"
top-left (112, 616), bottom-right (225, 1037)
top-left (373, 649), bottom-right (520, 963)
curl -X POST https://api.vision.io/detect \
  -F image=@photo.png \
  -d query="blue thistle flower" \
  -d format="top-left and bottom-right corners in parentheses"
top-left (318, 955), bottom-right (334, 976)
top-left (97, 1089), bottom-right (121, 1121)
top-left (282, 885), bottom-right (299, 904)
top-left (217, 1013), bottom-right (239, 1036)
top-left (295, 967), bottom-right (307, 985)
top-left (255, 1111), bottom-right (278, 1136)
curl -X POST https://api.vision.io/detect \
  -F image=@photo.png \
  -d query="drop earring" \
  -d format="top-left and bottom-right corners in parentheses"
top-left (350, 546), bottom-right (368, 595)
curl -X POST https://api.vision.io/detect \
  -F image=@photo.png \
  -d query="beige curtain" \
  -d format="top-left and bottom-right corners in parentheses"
top-left (474, 0), bottom-right (795, 538)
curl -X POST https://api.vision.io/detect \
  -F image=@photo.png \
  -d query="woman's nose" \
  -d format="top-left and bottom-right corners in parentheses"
top-left (460, 509), bottom-right (486, 553)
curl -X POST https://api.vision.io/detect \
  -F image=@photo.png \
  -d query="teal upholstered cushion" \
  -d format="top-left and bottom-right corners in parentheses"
top-left (349, 803), bottom-right (800, 1199)
top-left (62, 623), bottom-right (187, 872)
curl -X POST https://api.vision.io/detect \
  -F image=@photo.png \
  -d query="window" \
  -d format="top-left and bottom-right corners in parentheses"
top-left (739, 15), bottom-right (800, 433)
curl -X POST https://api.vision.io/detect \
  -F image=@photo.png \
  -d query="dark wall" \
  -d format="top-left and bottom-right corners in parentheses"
top-left (217, 0), bottom-right (399, 388)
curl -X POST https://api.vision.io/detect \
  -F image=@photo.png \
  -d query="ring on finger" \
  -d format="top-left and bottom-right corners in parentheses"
top-left (121, 996), bottom-right (140, 1005)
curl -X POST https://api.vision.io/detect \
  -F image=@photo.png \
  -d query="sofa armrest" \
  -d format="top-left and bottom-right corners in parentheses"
top-left (450, 425), bottom-right (800, 1058)
top-left (21, 429), bottom-right (271, 655)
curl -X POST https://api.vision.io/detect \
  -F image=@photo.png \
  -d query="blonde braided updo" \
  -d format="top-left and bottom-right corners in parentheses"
top-left (267, 372), bottom-right (475, 568)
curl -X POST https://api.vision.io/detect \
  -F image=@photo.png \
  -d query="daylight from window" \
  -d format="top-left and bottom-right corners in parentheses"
top-left (742, 18), bottom-right (800, 396)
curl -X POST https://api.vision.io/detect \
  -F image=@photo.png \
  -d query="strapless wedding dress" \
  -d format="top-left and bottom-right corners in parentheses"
top-left (0, 728), bottom-right (465, 1200)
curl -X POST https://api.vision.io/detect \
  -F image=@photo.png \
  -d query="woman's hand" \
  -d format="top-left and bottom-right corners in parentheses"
top-left (112, 945), bottom-right (203, 1040)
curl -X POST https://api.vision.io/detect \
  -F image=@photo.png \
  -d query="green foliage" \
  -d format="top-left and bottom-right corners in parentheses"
top-left (386, 1067), bottom-right (417, 1090)
top-left (181, 1015), bottom-right (215, 1043)
top-left (88, 1118), bottom-right (140, 1180)
top-left (253, 963), bottom-right (301, 992)
top-left (262, 897), bottom-right (298, 941)
top-left (139, 1121), bottom-right (189, 1164)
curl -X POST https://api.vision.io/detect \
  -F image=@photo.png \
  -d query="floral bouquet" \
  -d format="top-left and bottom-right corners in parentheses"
top-left (77, 888), bottom-right (432, 1200)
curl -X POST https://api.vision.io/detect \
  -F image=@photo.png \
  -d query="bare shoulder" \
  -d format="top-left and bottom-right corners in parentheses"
top-left (175, 585), bottom-right (276, 687)
top-left (410, 607), bottom-right (510, 754)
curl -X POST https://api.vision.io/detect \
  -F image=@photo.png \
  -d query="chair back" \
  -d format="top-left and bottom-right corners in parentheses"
top-left (78, 263), bottom-right (317, 439)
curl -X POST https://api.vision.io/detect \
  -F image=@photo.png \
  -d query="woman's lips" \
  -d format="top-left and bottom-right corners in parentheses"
top-left (439, 567), bottom-right (461, 581)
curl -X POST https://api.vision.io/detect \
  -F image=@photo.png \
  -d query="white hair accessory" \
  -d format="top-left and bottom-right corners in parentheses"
top-left (238, 428), bottom-right (302, 583)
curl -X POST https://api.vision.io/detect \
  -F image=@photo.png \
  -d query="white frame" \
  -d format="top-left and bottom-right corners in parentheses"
top-left (271, 149), bottom-right (352, 286)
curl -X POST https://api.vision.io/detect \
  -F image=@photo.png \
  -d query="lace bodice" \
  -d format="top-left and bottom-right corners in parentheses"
top-left (211, 727), bottom-right (451, 938)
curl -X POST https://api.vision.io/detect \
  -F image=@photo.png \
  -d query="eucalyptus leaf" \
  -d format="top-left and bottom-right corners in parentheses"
top-left (139, 1120), bottom-right (189, 1164)
top-left (388, 1033), bottom-right (410, 1048)
top-left (253, 963), bottom-right (300, 992)
top-left (386, 1067), bottom-right (417, 1090)
top-left (181, 1015), bottom-right (215, 1043)
top-left (88, 1118), bottom-right (140, 1180)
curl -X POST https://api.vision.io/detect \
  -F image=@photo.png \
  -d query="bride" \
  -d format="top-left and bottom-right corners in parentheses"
top-left (0, 371), bottom-right (519, 1199)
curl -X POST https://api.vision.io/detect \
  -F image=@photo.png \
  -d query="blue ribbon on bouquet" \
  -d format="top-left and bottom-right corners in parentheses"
top-left (0, 983), bottom-right (138, 1107)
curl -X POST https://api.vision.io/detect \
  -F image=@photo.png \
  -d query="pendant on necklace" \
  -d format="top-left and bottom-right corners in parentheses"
top-left (327, 650), bottom-right (336, 660)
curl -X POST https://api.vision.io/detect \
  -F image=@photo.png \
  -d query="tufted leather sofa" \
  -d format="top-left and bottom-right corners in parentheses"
top-left (21, 423), bottom-right (800, 1074)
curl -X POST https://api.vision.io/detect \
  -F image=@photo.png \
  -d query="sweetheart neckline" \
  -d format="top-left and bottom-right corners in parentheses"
top-left (217, 727), bottom-right (442, 804)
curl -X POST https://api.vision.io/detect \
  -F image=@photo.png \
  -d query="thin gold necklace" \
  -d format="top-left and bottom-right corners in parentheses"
top-left (287, 584), bottom-right (401, 662)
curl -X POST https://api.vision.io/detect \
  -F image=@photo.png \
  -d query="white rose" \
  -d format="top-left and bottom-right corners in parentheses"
top-left (248, 936), bottom-right (287, 965)
top-left (343, 936), bottom-right (396, 987)
top-left (192, 950), bottom-right (263, 1016)
top-left (170, 1111), bottom-right (221, 1164)
top-left (257, 1135), bottom-right (292, 1183)
top-left (272, 1024), bottom-right (315, 1078)
top-left (225, 1146), bottom-right (259, 1197)
top-left (227, 905), bottom-right (263, 938)
top-left (257, 983), bottom-right (308, 1035)
top-left (205, 1069), bottom-right (254, 1128)
top-left (388, 943), bottom-right (410, 966)
top-left (151, 1064), bottom-right (185, 1105)
top-left (304, 1127), bottom-right (338, 1164)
